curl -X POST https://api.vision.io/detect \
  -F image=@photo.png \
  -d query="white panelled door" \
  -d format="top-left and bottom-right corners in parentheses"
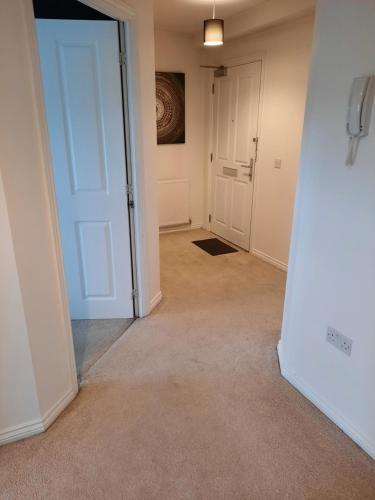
top-left (37, 20), bottom-right (134, 320)
top-left (211, 62), bottom-right (261, 251)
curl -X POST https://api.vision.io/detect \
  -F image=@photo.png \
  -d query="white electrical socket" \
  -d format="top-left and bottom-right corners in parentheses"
top-left (326, 326), bottom-right (337, 346)
top-left (274, 159), bottom-right (282, 169)
top-left (339, 336), bottom-right (353, 356)
top-left (326, 326), bottom-right (353, 356)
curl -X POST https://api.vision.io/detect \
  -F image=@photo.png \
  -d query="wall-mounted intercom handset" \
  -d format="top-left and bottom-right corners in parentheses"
top-left (346, 75), bottom-right (375, 165)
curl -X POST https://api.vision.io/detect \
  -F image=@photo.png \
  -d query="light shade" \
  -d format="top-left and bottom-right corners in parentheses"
top-left (203, 19), bottom-right (224, 46)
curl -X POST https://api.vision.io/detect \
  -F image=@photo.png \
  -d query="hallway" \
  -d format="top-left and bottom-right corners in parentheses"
top-left (1, 229), bottom-right (375, 499)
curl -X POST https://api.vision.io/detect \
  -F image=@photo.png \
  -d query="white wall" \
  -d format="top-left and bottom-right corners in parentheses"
top-left (0, 173), bottom-right (41, 443)
top-left (0, 0), bottom-right (78, 444)
top-left (224, 0), bottom-right (314, 41)
top-left (154, 30), bottom-right (208, 229)
top-left (212, 16), bottom-right (314, 268)
top-left (280, 0), bottom-right (375, 458)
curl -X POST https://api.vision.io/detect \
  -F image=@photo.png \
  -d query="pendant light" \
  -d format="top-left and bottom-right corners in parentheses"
top-left (203, 0), bottom-right (224, 47)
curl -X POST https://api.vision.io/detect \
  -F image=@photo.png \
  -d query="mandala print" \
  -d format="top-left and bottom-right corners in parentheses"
top-left (156, 72), bottom-right (185, 144)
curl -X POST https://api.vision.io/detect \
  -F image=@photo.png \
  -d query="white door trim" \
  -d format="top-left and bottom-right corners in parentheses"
top-left (206, 53), bottom-right (265, 254)
top-left (79, 0), bottom-right (135, 20)
top-left (221, 51), bottom-right (266, 69)
top-left (203, 71), bottom-right (215, 231)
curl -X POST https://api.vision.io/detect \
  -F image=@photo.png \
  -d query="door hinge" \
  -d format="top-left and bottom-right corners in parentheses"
top-left (131, 288), bottom-right (138, 298)
top-left (126, 184), bottom-right (134, 208)
top-left (210, 153), bottom-right (213, 162)
top-left (212, 83), bottom-right (215, 95)
top-left (119, 50), bottom-right (127, 66)
top-left (209, 214), bottom-right (212, 223)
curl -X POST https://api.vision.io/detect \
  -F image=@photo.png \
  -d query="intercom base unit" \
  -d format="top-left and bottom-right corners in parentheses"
top-left (346, 75), bottom-right (375, 165)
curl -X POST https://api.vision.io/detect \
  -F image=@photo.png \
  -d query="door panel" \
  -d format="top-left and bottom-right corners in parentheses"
top-left (37, 20), bottom-right (134, 319)
top-left (214, 176), bottom-right (228, 225)
top-left (235, 75), bottom-right (254, 163)
top-left (217, 79), bottom-right (232, 161)
top-left (58, 43), bottom-right (108, 194)
top-left (231, 180), bottom-right (248, 234)
top-left (76, 221), bottom-right (115, 299)
top-left (211, 62), bottom-right (261, 250)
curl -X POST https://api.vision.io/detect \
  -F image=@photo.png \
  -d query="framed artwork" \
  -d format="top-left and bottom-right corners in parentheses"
top-left (155, 72), bottom-right (185, 145)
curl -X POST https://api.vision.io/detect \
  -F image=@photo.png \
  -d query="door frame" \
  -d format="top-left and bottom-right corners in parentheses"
top-left (32, 0), bottom-right (151, 317)
top-left (26, 0), bottom-right (157, 386)
top-left (118, 20), bottom-right (139, 317)
top-left (206, 52), bottom-right (266, 254)
top-left (78, 0), bottom-right (145, 318)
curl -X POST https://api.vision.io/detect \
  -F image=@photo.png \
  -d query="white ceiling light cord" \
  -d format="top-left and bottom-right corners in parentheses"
top-left (213, 0), bottom-right (216, 19)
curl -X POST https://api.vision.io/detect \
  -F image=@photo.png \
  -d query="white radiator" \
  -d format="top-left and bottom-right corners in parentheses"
top-left (158, 179), bottom-right (190, 228)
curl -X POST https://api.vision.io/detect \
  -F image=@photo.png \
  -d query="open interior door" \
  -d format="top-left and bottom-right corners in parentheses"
top-left (37, 20), bottom-right (134, 319)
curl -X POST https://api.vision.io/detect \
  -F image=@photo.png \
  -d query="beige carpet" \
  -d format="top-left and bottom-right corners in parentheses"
top-left (72, 318), bottom-right (134, 380)
top-left (1, 229), bottom-right (375, 499)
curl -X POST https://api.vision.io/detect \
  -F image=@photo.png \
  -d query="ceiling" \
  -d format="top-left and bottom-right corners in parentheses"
top-left (153, 0), bottom-right (266, 34)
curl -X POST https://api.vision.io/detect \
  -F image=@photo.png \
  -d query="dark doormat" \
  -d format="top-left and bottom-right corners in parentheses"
top-left (192, 238), bottom-right (238, 256)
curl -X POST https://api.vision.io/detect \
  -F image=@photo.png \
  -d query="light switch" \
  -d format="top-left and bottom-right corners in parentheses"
top-left (274, 159), bottom-right (282, 169)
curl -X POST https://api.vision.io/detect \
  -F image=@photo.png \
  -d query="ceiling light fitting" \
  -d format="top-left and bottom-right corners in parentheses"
top-left (203, 0), bottom-right (224, 47)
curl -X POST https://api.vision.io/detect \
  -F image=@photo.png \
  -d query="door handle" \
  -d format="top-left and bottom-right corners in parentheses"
top-left (242, 158), bottom-right (254, 181)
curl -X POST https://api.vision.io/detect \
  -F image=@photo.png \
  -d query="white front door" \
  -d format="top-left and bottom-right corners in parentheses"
top-left (37, 20), bottom-right (134, 320)
top-left (211, 62), bottom-right (261, 251)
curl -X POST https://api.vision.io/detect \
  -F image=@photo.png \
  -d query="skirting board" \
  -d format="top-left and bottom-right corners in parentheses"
top-left (276, 340), bottom-right (284, 371)
top-left (0, 419), bottom-right (44, 446)
top-left (277, 341), bottom-right (375, 460)
top-left (159, 224), bottom-right (202, 234)
top-left (149, 290), bottom-right (162, 312)
top-left (41, 387), bottom-right (77, 430)
top-left (0, 388), bottom-right (77, 446)
top-left (251, 248), bottom-right (288, 272)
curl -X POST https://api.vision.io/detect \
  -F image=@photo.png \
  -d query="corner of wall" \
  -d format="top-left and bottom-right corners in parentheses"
top-left (279, 363), bottom-right (375, 461)
top-left (149, 290), bottom-right (163, 314)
